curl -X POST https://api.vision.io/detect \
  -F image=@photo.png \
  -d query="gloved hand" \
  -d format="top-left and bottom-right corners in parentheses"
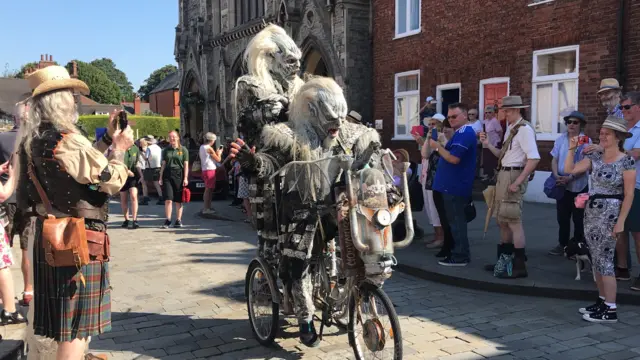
top-left (229, 138), bottom-right (258, 172)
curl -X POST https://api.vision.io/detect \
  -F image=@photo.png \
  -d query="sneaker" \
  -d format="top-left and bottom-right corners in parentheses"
top-left (548, 244), bottom-right (565, 256)
top-left (140, 197), bottom-right (150, 206)
top-left (162, 219), bottom-right (171, 229)
top-left (156, 198), bottom-right (164, 205)
top-left (438, 257), bottom-right (469, 267)
top-left (121, 220), bottom-right (129, 229)
top-left (583, 305), bottom-right (618, 323)
top-left (631, 276), bottom-right (640, 291)
top-left (173, 220), bottom-right (183, 228)
top-left (616, 267), bottom-right (631, 281)
top-left (579, 298), bottom-right (605, 314)
top-left (131, 221), bottom-right (140, 229)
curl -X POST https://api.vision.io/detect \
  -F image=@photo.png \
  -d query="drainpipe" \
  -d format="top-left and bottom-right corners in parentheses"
top-left (616, 0), bottom-right (625, 86)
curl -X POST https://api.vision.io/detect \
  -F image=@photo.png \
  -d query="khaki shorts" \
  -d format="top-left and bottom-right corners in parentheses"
top-left (493, 169), bottom-right (528, 223)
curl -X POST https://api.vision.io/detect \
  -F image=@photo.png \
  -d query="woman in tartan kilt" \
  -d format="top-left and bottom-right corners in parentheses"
top-left (16, 66), bottom-right (133, 359)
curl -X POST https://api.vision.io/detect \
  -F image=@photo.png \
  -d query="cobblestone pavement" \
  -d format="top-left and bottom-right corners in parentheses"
top-left (89, 201), bottom-right (640, 360)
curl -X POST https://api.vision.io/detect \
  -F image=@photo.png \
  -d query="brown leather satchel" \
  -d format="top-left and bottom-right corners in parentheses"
top-left (27, 162), bottom-right (90, 269)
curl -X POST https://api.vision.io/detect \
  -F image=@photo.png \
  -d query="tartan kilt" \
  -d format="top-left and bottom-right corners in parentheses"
top-left (32, 218), bottom-right (111, 342)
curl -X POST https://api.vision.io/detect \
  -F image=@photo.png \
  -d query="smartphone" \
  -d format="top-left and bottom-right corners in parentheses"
top-left (578, 135), bottom-right (590, 146)
top-left (218, 145), bottom-right (224, 151)
top-left (117, 111), bottom-right (128, 130)
top-left (431, 128), bottom-right (438, 141)
top-left (411, 125), bottom-right (424, 137)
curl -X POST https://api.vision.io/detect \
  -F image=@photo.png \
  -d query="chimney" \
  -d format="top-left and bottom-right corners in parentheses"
top-left (40, 54), bottom-right (44, 61)
top-left (71, 61), bottom-right (78, 78)
top-left (134, 95), bottom-right (141, 115)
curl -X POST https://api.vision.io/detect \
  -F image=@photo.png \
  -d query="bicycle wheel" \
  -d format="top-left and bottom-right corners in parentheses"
top-left (348, 282), bottom-right (402, 360)
top-left (246, 260), bottom-right (279, 346)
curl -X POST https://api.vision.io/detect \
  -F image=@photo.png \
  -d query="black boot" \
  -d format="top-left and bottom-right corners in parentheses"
top-left (299, 321), bottom-right (320, 347)
top-left (497, 248), bottom-right (528, 279)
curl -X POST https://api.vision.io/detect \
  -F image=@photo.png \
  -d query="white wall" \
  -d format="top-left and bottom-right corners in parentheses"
top-left (524, 170), bottom-right (554, 204)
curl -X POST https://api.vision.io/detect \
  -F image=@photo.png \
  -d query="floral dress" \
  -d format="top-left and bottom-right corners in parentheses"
top-left (0, 207), bottom-right (13, 269)
top-left (585, 152), bottom-right (636, 276)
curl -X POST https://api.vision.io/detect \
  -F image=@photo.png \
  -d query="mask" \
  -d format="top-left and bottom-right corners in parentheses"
top-left (308, 88), bottom-right (347, 139)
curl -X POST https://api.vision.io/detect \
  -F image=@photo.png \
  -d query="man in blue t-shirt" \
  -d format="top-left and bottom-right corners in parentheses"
top-left (430, 103), bottom-right (477, 266)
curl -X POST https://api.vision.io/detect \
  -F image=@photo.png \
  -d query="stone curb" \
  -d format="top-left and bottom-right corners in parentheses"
top-left (395, 264), bottom-right (640, 305)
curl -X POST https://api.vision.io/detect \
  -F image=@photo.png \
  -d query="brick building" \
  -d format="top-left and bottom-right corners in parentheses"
top-left (373, 0), bottom-right (639, 202)
top-left (174, 0), bottom-right (373, 139)
top-left (148, 71), bottom-right (180, 118)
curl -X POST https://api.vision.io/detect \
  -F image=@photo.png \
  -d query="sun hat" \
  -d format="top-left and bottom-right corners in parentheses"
top-left (601, 115), bottom-right (632, 138)
top-left (597, 78), bottom-right (622, 94)
top-left (485, 105), bottom-right (496, 112)
top-left (499, 96), bottom-right (530, 109)
top-left (26, 65), bottom-right (89, 98)
top-left (346, 111), bottom-right (362, 123)
top-left (563, 111), bottom-right (586, 124)
top-left (432, 113), bottom-right (445, 122)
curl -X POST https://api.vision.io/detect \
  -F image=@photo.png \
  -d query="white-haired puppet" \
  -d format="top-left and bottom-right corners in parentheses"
top-left (232, 77), bottom-right (347, 347)
top-left (233, 24), bottom-right (305, 255)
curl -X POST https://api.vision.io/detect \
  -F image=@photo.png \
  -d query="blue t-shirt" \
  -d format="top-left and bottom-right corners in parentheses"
top-left (432, 125), bottom-right (477, 197)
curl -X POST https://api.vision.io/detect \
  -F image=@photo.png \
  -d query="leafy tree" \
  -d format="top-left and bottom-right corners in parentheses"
top-left (66, 60), bottom-right (122, 105)
top-left (138, 65), bottom-right (178, 101)
top-left (91, 58), bottom-right (135, 102)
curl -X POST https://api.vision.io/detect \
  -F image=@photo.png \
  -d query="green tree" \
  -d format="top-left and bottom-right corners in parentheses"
top-left (138, 64), bottom-right (178, 101)
top-left (90, 58), bottom-right (135, 102)
top-left (66, 60), bottom-right (122, 105)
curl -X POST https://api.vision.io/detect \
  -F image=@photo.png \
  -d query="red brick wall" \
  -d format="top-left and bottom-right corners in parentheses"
top-left (373, 0), bottom-right (622, 170)
top-left (625, 0), bottom-right (640, 90)
top-left (150, 90), bottom-right (180, 117)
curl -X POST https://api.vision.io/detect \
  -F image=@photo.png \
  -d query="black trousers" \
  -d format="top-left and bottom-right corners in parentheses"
top-left (556, 186), bottom-right (587, 246)
top-left (432, 190), bottom-right (454, 256)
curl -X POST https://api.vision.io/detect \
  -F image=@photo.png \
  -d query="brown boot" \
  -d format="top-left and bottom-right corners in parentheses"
top-left (497, 248), bottom-right (528, 279)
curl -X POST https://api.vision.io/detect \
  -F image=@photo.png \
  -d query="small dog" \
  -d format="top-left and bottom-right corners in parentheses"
top-left (564, 238), bottom-right (594, 281)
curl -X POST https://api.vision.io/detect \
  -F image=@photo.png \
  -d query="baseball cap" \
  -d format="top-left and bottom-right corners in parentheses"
top-left (426, 96), bottom-right (434, 102)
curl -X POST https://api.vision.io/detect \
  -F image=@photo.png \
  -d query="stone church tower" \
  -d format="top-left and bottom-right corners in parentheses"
top-left (175, 0), bottom-right (372, 140)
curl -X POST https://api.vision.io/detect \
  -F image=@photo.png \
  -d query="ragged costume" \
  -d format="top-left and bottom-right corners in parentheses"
top-left (233, 24), bottom-right (305, 261)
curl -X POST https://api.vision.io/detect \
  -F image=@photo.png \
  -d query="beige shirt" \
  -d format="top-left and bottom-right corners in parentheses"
top-left (501, 118), bottom-right (541, 167)
top-left (53, 132), bottom-right (129, 195)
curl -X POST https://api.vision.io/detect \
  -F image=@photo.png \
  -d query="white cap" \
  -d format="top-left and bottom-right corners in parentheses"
top-left (432, 113), bottom-right (445, 122)
top-left (425, 96), bottom-right (434, 102)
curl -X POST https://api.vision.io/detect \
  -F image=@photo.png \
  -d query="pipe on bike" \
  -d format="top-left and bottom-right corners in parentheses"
top-left (393, 162), bottom-right (415, 249)
top-left (344, 167), bottom-right (370, 253)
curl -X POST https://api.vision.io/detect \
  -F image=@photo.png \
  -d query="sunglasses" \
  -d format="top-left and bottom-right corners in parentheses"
top-left (565, 120), bottom-right (581, 125)
top-left (468, 112), bottom-right (478, 116)
top-left (622, 104), bottom-right (637, 110)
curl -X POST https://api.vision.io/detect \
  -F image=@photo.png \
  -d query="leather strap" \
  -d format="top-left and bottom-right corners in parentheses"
top-left (27, 161), bottom-right (55, 217)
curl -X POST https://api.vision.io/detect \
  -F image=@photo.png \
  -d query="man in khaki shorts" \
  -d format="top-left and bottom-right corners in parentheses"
top-left (480, 96), bottom-right (540, 278)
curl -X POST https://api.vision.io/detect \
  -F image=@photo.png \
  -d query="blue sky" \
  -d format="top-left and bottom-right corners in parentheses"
top-left (0, 0), bottom-right (177, 91)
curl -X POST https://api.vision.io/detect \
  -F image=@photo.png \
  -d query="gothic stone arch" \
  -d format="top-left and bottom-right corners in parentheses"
top-left (182, 70), bottom-right (205, 140)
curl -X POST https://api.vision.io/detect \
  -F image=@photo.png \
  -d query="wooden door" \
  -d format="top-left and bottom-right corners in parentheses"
top-left (483, 82), bottom-right (508, 132)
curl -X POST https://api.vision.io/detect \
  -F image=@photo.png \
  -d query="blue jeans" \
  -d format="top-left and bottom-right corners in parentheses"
top-left (442, 193), bottom-right (470, 262)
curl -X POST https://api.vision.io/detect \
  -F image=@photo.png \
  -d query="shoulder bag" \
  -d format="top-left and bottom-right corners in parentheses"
top-left (27, 162), bottom-right (90, 272)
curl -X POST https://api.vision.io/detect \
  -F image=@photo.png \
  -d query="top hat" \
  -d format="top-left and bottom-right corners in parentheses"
top-left (598, 78), bottom-right (622, 94)
top-left (27, 65), bottom-right (89, 98)
top-left (601, 115), bottom-right (632, 138)
top-left (500, 96), bottom-right (530, 109)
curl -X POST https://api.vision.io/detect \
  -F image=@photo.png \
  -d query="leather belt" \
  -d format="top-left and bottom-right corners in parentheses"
top-left (499, 166), bottom-right (524, 171)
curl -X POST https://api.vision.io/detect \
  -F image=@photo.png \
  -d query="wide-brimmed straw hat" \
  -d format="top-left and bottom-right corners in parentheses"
top-left (26, 65), bottom-right (89, 98)
top-left (500, 96), bottom-right (530, 109)
top-left (601, 115), bottom-right (632, 138)
top-left (597, 78), bottom-right (622, 94)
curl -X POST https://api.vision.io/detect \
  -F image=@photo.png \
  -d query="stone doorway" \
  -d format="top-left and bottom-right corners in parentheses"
top-left (302, 47), bottom-right (329, 76)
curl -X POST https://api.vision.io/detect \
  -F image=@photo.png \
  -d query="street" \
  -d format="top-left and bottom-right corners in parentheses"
top-left (88, 201), bottom-right (640, 360)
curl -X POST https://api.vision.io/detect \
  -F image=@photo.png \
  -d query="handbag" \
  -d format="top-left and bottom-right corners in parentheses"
top-left (182, 187), bottom-right (192, 203)
top-left (27, 162), bottom-right (90, 274)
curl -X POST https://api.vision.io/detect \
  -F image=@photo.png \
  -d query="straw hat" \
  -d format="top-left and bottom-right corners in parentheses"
top-left (26, 65), bottom-right (89, 98)
top-left (601, 115), bottom-right (632, 138)
top-left (499, 96), bottom-right (529, 109)
top-left (346, 111), bottom-right (362, 123)
top-left (597, 78), bottom-right (622, 94)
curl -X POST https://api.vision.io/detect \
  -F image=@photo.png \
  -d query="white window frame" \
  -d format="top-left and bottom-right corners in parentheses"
top-left (478, 77), bottom-right (510, 121)
top-left (394, 0), bottom-right (421, 39)
top-left (393, 70), bottom-right (420, 141)
top-left (531, 45), bottom-right (580, 141)
top-left (435, 83), bottom-right (461, 115)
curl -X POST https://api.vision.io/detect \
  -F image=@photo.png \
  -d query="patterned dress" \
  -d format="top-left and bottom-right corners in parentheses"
top-left (585, 152), bottom-right (636, 276)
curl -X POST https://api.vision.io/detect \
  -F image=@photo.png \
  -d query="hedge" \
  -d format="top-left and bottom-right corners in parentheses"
top-left (78, 115), bottom-right (180, 140)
